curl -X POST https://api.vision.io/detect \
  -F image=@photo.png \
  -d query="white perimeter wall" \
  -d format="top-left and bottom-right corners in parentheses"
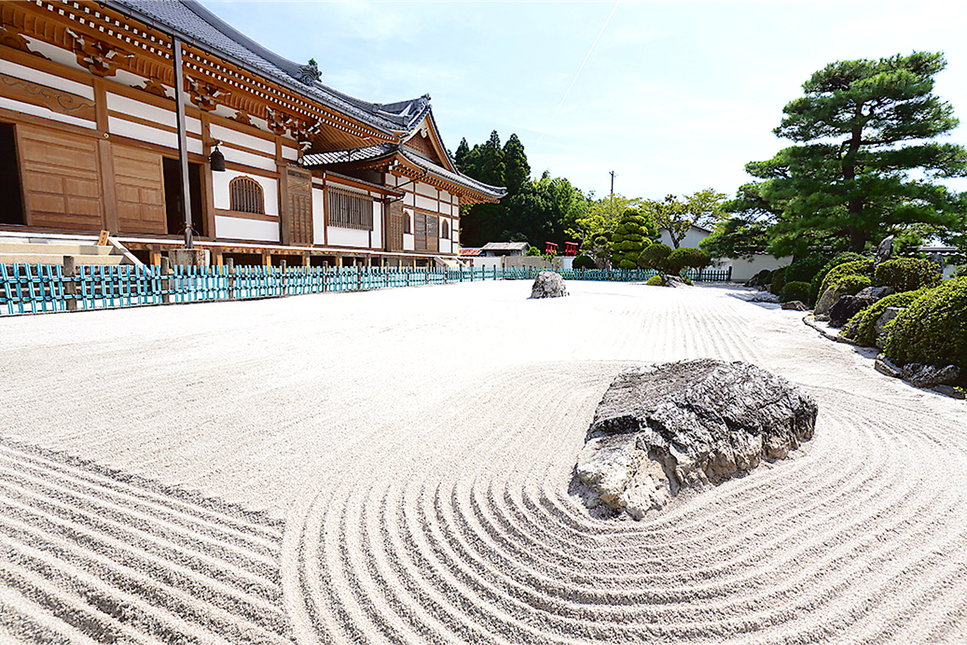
top-left (659, 227), bottom-right (709, 249)
top-left (716, 255), bottom-right (792, 282)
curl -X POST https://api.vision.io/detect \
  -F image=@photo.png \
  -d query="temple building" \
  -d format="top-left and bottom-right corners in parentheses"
top-left (0, 0), bottom-right (504, 267)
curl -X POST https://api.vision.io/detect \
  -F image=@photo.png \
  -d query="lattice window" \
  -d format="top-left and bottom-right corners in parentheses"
top-left (327, 187), bottom-right (373, 230)
top-left (442, 220), bottom-right (449, 239)
top-left (230, 177), bottom-right (264, 214)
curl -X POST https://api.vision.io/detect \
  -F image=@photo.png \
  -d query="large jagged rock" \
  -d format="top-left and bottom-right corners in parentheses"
top-left (576, 359), bottom-right (817, 520)
top-left (530, 271), bottom-right (567, 299)
top-left (828, 294), bottom-right (874, 328)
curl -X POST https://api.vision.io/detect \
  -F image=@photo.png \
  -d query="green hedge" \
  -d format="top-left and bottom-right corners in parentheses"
top-left (818, 258), bottom-right (874, 299)
top-left (770, 267), bottom-right (788, 295)
top-left (786, 255), bottom-right (828, 284)
top-left (810, 252), bottom-right (867, 305)
top-left (780, 280), bottom-right (810, 303)
top-left (572, 254), bottom-right (596, 270)
top-left (844, 288), bottom-right (933, 347)
top-left (875, 258), bottom-right (942, 292)
top-left (884, 277), bottom-right (967, 371)
top-left (832, 274), bottom-right (872, 296)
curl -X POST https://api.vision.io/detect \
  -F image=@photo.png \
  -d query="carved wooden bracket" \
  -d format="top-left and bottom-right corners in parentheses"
top-left (266, 109), bottom-right (292, 136)
top-left (186, 76), bottom-right (228, 111)
top-left (0, 24), bottom-right (49, 60)
top-left (140, 78), bottom-right (168, 99)
top-left (66, 28), bottom-right (131, 77)
top-left (289, 119), bottom-right (321, 151)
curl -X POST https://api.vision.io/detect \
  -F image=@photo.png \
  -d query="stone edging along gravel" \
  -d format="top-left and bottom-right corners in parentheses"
top-left (802, 313), bottom-right (965, 400)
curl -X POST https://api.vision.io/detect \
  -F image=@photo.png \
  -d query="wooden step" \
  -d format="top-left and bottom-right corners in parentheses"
top-left (0, 253), bottom-right (125, 267)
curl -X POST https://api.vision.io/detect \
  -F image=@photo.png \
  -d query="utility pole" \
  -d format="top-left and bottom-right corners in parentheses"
top-left (609, 170), bottom-right (616, 216)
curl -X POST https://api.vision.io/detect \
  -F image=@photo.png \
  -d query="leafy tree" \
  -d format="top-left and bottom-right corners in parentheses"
top-left (699, 217), bottom-right (773, 260)
top-left (502, 134), bottom-right (530, 196)
top-left (742, 51), bottom-right (967, 254)
top-left (645, 189), bottom-right (727, 248)
top-left (611, 208), bottom-right (656, 269)
top-left (567, 194), bottom-right (642, 262)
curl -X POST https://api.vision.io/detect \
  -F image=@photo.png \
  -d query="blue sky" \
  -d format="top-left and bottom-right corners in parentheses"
top-left (200, 1), bottom-right (967, 201)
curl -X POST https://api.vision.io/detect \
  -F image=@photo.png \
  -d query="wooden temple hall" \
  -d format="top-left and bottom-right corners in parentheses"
top-left (0, 0), bottom-right (504, 268)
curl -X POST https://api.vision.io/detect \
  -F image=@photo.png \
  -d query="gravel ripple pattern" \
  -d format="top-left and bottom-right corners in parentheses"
top-left (1, 281), bottom-right (966, 644)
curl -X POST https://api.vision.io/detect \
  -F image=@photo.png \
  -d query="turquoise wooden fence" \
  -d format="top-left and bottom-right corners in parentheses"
top-left (0, 263), bottom-right (731, 317)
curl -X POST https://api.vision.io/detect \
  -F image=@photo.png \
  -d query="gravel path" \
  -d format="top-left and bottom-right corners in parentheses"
top-left (1, 280), bottom-right (965, 643)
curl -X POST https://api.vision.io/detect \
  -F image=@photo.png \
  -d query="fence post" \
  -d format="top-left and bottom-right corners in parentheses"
top-left (161, 257), bottom-right (171, 304)
top-left (63, 256), bottom-right (77, 312)
top-left (280, 260), bottom-right (287, 296)
top-left (727, 266), bottom-right (732, 282)
top-left (226, 258), bottom-right (235, 300)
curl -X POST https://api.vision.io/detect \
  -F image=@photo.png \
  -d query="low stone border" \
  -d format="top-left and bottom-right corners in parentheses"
top-left (803, 315), bottom-right (964, 400)
top-left (802, 314), bottom-right (859, 345)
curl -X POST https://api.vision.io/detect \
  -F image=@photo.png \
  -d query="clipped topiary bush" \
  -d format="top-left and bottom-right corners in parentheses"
top-left (810, 252), bottom-right (867, 305)
top-left (770, 267), bottom-right (788, 295)
top-left (875, 258), bottom-right (942, 292)
top-left (844, 287), bottom-right (934, 347)
top-left (785, 255), bottom-right (828, 285)
top-left (818, 258), bottom-right (874, 299)
top-left (525, 246), bottom-right (541, 257)
top-left (831, 274), bottom-right (872, 296)
top-left (572, 254), bottom-right (596, 270)
top-left (884, 277), bottom-right (967, 371)
top-left (638, 243), bottom-right (672, 272)
top-left (780, 280), bottom-right (811, 303)
top-left (667, 247), bottom-right (711, 272)
top-left (645, 274), bottom-right (665, 286)
top-left (746, 269), bottom-right (773, 287)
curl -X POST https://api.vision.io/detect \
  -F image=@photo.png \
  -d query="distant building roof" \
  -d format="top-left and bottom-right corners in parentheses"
top-left (459, 248), bottom-right (483, 256)
top-left (481, 242), bottom-right (530, 252)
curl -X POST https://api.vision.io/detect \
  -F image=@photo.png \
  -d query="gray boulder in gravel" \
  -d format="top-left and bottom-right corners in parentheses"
top-left (576, 359), bottom-right (818, 520)
top-left (530, 271), bottom-right (568, 298)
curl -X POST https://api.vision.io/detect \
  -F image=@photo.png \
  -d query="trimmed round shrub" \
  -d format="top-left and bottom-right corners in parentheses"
top-left (779, 280), bottom-right (810, 303)
top-left (572, 254), bottom-right (595, 270)
top-left (831, 274), bottom-right (872, 296)
top-left (770, 267), bottom-right (788, 295)
top-left (645, 274), bottom-right (665, 286)
top-left (844, 288), bottom-right (934, 347)
top-left (875, 258), bottom-right (942, 292)
top-left (638, 243), bottom-right (672, 271)
top-left (785, 255), bottom-right (828, 284)
top-left (818, 258), bottom-right (874, 299)
top-left (746, 269), bottom-right (773, 287)
top-left (525, 246), bottom-right (541, 257)
top-left (884, 277), bottom-right (967, 371)
top-left (667, 247), bottom-right (711, 271)
top-left (810, 252), bottom-right (867, 305)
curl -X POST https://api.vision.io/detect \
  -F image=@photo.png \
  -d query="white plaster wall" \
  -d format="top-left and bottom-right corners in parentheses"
top-left (403, 233), bottom-right (415, 251)
top-left (403, 192), bottom-right (414, 206)
top-left (416, 182), bottom-right (436, 198)
top-left (281, 145), bottom-right (299, 161)
top-left (416, 195), bottom-right (437, 211)
top-left (471, 256), bottom-right (501, 269)
top-left (107, 92), bottom-right (175, 127)
top-left (0, 97), bottom-right (95, 129)
top-left (371, 202), bottom-right (383, 249)
top-left (716, 255), bottom-right (792, 282)
top-left (659, 227), bottom-right (709, 249)
top-left (210, 123), bottom-right (275, 156)
top-left (108, 117), bottom-right (175, 149)
top-left (328, 227), bottom-right (369, 248)
top-left (0, 59), bottom-right (94, 99)
top-left (212, 170), bottom-right (279, 217)
top-left (220, 145), bottom-right (276, 172)
top-left (312, 186), bottom-right (326, 245)
top-left (438, 202), bottom-right (451, 216)
top-left (215, 216), bottom-right (280, 242)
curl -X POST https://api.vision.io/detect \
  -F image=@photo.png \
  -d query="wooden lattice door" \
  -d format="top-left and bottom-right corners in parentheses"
top-left (285, 166), bottom-right (312, 245)
top-left (387, 201), bottom-right (403, 251)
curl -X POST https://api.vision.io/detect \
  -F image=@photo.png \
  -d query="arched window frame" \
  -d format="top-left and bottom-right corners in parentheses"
top-left (230, 176), bottom-right (265, 214)
top-left (441, 219), bottom-right (449, 239)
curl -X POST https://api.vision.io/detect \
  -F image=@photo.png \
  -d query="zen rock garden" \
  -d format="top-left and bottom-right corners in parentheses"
top-left (576, 359), bottom-right (818, 519)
